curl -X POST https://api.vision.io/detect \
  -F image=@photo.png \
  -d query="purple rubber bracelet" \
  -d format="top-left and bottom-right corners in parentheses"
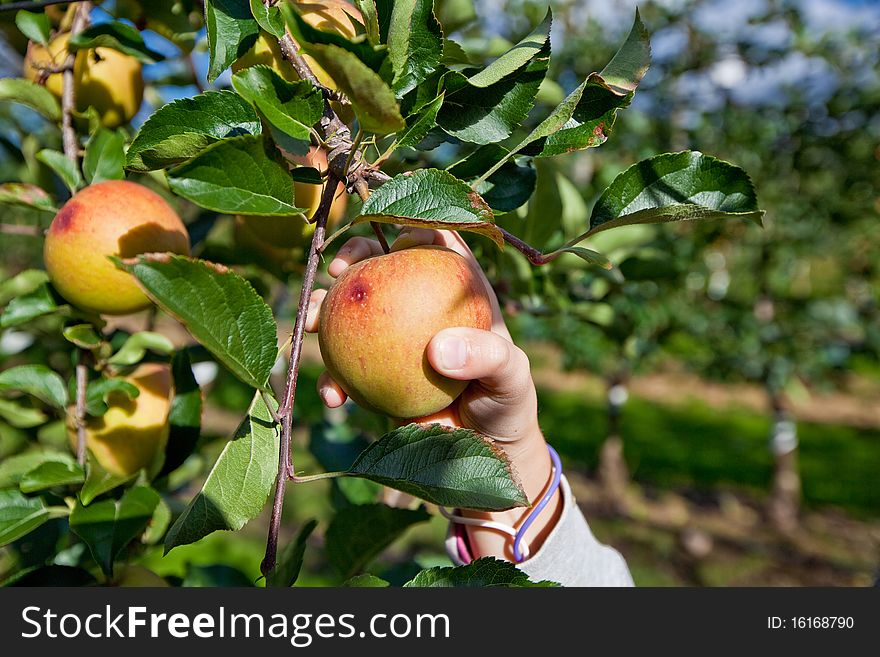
top-left (513, 444), bottom-right (562, 562)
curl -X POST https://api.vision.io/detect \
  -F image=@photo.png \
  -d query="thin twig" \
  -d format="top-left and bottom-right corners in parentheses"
top-left (278, 31), bottom-right (350, 105)
top-left (498, 226), bottom-right (555, 265)
top-left (60, 2), bottom-right (90, 163)
top-left (74, 352), bottom-right (88, 466)
top-left (352, 177), bottom-right (390, 254)
top-left (185, 52), bottom-right (204, 93)
top-left (0, 223), bottom-right (43, 236)
top-left (0, 0), bottom-right (70, 12)
top-left (261, 175), bottom-right (338, 580)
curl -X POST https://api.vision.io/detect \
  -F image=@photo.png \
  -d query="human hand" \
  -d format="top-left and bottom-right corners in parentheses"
top-left (306, 228), bottom-right (561, 560)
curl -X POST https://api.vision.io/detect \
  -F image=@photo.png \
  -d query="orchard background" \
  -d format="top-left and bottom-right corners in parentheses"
top-left (0, 0), bottom-right (877, 587)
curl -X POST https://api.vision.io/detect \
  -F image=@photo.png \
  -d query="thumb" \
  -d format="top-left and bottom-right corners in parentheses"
top-left (427, 327), bottom-right (532, 401)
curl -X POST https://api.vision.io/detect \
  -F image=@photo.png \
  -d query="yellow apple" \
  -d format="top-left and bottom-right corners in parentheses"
top-left (68, 363), bottom-right (173, 478)
top-left (43, 180), bottom-right (190, 316)
top-left (24, 32), bottom-right (144, 128)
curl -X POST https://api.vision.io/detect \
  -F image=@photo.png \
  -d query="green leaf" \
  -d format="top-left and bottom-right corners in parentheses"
top-left (0, 490), bottom-right (49, 547)
top-left (0, 78), bottom-right (61, 122)
top-left (354, 0), bottom-right (381, 44)
top-left (357, 169), bottom-right (502, 246)
top-left (126, 90), bottom-right (263, 172)
top-left (600, 9), bottom-right (652, 95)
top-left (397, 92), bottom-right (444, 149)
top-left (569, 151), bottom-right (764, 245)
top-left (388, 0), bottom-right (443, 97)
top-left (0, 398), bottom-right (47, 428)
top-left (167, 135), bottom-right (304, 215)
top-left (325, 504), bottom-right (430, 578)
top-left (20, 459), bottom-right (85, 493)
top-left (15, 10), bottom-right (50, 46)
top-left (304, 43), bottom-right (405, 134)
top-left (107, 332), bottom-right (175, 366)
top-left (267, 519), bottom-right (317, 587)
top-left (344, 573), bottom-right (390, 587)
top-left (164, 392), bottom-right (279, 553)
top-left (232, 66), bottom-right (324, 144)
top-left (0, 269), bottom-right (49, 305)
top-left (286, 5), bottom-right (386, 71)
top-left (183, 564), bottom-right (254, 587)
top-left (449, 144), bottom-right (536, 213)
top-left (0, 284), bottom-right (59, 328)
top-left (553, 247), bottom-right (616, 274)
top-left (69, 485), bottom-right (160, 577)
top-left (37, 149), bottom-right (83, 194)
top-left (0, 451), bottom-right (70, 489)
top-left (469, 10), bottom-right (551, 88)
top-left (142, 497), bottom-right (172, 545)
top-left (205, 0), bottom-right (260, 82)
top-left (83, 128), bottom-right (125, 184)
top-left (346, 423), bottom-right (528, 510)
top-left (84, 378), bottom-right (139, 417)
top-left (249, 0), bottom-right (285, 38)
top-left (0, 365), bottom-right (68, 410)
top-left (158, 349), bottom-right (203, 478)
top-left (0, 183), bottom-right (56, 214)
top-left (115, 255), bottom-right (278, 390)
top-left (404, 557), bottom-right (560, 587)
top-left (437, 13), bottom-right (550, 144)
top-left (80, 456), bottom-right (136, 506)
top-left (62, 323), bottom-right (103, 350)
top-left (69, 21), bottom-right (166, 64)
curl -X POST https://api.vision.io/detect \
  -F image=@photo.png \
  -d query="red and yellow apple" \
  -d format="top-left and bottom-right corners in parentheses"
top-left (43, 180), bottom-right (190, 316)
top-left (318, 246), bottom-right (493, 419)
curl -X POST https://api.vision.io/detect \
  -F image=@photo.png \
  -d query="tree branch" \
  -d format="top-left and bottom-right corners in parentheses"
top-left (74, 351), bottom-right (88, 466)
top-left (0, 223), bottom-right (43, 236)
top-left (60, 2), bottom-right (90, 163)
top-left (261, 175), bottom-right (338, 579)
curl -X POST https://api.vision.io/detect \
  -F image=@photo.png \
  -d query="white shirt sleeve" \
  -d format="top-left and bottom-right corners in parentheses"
top-left (445, 475), bottom-right (635, 587)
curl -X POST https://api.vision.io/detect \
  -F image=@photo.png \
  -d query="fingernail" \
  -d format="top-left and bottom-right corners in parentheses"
top-left (439, 337), bottom-right (467, 370)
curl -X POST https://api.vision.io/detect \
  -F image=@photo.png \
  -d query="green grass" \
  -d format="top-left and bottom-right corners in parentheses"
top-left (538, 388), bottom-right (880, 517)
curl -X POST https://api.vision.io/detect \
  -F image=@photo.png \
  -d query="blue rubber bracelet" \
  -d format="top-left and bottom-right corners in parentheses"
top-left (513, 445), bottom-right (562, 563)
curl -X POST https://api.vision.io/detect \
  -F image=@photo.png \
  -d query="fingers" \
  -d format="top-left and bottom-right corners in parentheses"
top-left (426, 327), bottom-right (533, 402)
top-left (317, 371), bottom-right (347, 408)
top-left (328, 236), bottom-right (385, 277)
top-left (304, 288), bottom-right (327, 333)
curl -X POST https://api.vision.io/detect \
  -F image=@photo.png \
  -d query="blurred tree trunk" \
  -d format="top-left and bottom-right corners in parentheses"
top-left (767, 390), bottom-right (800, 533)
top-left (598, 373), bottom-right (629, 512)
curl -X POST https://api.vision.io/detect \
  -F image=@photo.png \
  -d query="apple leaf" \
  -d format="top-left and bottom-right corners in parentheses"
top-left (397, 92), bottom-right (444, 149)
top-left (346, 423), bottom-right (528, 510)
top-left (70, 485), bottom-right (161, 577)
top-left (449, 144), bottom-right (536, 213)
top-left (127, 90), bottom-right (262, 172)
top-left (15, 10), bottom-right (50, 46)
top-left (286, 4), bottom-right (386, 71)
top-left (267, 519), bottom-right (318, 587)
top-left (232, 66), bottom-right (324, 144)
top-left (84, 378), bottom-right (139, 417)
top-left (0, 183), bottom-right (56, 214)
top-left (106, 332), bottom-right (175, 367)
top-left (80, 456), bottom-right (136, 506)
top-left (205, 0), bottom-right (260, 82)
top-left (20, 459), bottom-right (85, 493)
top-left (249, 0), bottom-right (285, 38)
top-left (0, 284), bottom-right (60, 329)
top-left (357, 168), bottom-right (502, 247)
top-left (164, 392), bottom-right (279, 553)
top-left (0, 490), bottom-right (50, 547)
top-left (0, 451), bottom-right (73, 489)
top-left (388, 0), bottom-right (443, 97)
top-left (404, 557), bottom-right (560, 587)
top-left (557, 151), bottom-right (763, 251)
top-left (36, 149), bottom-right (83, 194)
top-left (0, 364), bottom-right (68, 410)
top-left (69, 21), bottom-right (166, 63)
top-left (437, 11), bottom-right (550, 144)
top-left (345, 573), bottom-right (390, 587)
top-left (302, 43), bottom-right (405, 134)
top-left (325, 504), bottom-right (431, 578)
top-left (83, 128), bottom-right (126, 184)
top-left (115, 255), bottom-right (278, 390)
top-left (167, 135), bottom-right (306, 215)
top-left (0, 78), bottom-right (61, 122)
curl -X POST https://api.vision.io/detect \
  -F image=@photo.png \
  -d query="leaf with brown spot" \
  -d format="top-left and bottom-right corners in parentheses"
top-left (357, 169), bottom-right (503, 247)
